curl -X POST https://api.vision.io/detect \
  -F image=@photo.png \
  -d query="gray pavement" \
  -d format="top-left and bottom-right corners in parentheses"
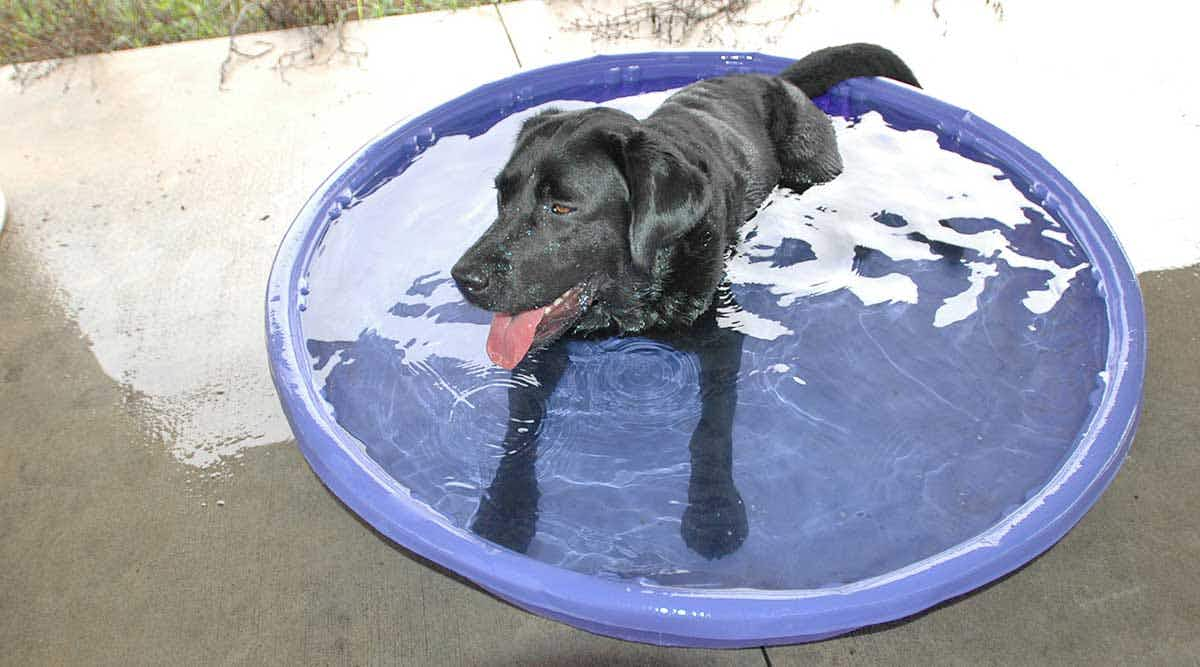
top-left (1, 1), bottom-right (1198, 664)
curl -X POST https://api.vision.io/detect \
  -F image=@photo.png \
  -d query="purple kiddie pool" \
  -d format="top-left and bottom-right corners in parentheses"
top-left (266, 52), bottom-right (1144, 646)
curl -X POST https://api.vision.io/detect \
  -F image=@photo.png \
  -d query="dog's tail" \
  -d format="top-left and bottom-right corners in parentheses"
top-left (780, 43), bottom-right (920, 99)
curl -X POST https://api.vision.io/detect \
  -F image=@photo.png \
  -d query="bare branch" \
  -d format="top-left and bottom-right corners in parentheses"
top-left (570, 0), bottom-right (805, 48)
top-left (220, 1), bottom-right (275, 88)
top-left (221, 2), bottom-right (368, 88)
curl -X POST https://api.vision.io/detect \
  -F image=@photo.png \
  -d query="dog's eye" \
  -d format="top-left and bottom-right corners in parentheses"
top-left (549, 203), bottom-right (575, 215)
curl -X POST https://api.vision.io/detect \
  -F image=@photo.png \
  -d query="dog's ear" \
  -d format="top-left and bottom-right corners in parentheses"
top-left (515, 107), bottom-right (563, 144)
top-left (608, 129), bottom-right (711, 275)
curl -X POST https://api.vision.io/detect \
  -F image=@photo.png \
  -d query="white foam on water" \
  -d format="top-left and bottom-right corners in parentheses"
top-left (934, 261), bottom-right (998, 328)
top-left (725, 112), bottom-right (1088, 334)
top-left (1042, 228), bottom-right (1072, 246)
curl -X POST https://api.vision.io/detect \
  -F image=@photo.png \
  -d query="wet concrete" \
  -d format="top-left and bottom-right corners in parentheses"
top-left (0, 228), bottom-right (762, 665)
top-left (4, 216), bottom-right (1198, 663)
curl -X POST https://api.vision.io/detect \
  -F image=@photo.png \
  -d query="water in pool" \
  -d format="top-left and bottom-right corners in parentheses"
top-left (300, 90), bottom-right (1107, 590)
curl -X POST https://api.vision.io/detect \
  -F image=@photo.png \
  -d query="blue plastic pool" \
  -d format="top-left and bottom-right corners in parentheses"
top-left (266, 52), bottom-right (1144, 646)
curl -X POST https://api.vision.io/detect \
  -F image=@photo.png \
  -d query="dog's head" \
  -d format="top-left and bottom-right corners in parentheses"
top-left (452, 107), bottom-right (719, 369)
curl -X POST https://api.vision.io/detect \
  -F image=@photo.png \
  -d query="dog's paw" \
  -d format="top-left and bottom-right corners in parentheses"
top-left (681, 482), bottom-right (748, 560)
top-left (469, 482), bottom-right (539, 554)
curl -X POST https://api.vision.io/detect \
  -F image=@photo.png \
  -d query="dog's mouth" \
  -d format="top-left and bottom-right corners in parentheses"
top-left (486, 282), bottom-right (592, 370)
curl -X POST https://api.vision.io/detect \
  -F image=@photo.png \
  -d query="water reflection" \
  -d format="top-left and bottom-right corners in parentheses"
top-left (471, 290), bottom-right (749, 559)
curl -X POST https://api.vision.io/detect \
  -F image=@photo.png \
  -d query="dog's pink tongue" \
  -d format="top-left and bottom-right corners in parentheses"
top-left (487, 308), bottom-right (547, 369)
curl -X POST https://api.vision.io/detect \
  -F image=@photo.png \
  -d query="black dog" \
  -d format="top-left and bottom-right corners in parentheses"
top-left (452, 44), bottom-right (919, 559)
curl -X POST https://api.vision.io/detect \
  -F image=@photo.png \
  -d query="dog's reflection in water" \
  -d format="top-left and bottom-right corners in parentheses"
top-left (470, 301), bottom-right (748, 560)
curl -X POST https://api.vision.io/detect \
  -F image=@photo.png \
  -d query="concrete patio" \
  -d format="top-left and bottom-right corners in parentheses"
top-left (1, 0), bottom-right (1197, 663)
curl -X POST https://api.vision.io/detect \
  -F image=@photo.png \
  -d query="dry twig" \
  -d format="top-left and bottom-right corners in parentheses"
top-left (571, 0), bottom-right (806, 47)
top-left (219, 1), bottom-right (367, 88)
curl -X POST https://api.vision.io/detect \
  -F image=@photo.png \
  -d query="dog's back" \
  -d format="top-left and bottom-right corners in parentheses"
top-left (641, 43), bottom-right (920, 242)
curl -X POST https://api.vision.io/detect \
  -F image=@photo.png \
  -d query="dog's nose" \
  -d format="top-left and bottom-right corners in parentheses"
top-left (452, 262), bottom-right (490, 296)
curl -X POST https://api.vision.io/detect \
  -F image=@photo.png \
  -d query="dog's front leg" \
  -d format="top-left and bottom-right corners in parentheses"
top-left (469, 341), bottom-right (569, 553)
top-left (680, 311), bottom-right (749, 559)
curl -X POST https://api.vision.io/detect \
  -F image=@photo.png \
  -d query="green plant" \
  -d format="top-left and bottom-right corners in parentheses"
top-left (0, 0), bottom-right (496, 66)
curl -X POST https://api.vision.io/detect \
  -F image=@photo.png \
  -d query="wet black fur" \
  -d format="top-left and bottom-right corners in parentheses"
top-left (452, 43), bottom-right (919, 339)
top-left (452, 44), bottom-right (920, 559)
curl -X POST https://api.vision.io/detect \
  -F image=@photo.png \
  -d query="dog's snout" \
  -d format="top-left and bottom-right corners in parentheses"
top-left (452, 261), bottom-right (490, 297)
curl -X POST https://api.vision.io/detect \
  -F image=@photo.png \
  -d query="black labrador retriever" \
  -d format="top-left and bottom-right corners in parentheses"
top-left (451, 43), bottom-right (920, 559)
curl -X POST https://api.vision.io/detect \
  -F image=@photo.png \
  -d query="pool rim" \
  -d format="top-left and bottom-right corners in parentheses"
top-left (264, 51), bottom-right (1145, 647)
